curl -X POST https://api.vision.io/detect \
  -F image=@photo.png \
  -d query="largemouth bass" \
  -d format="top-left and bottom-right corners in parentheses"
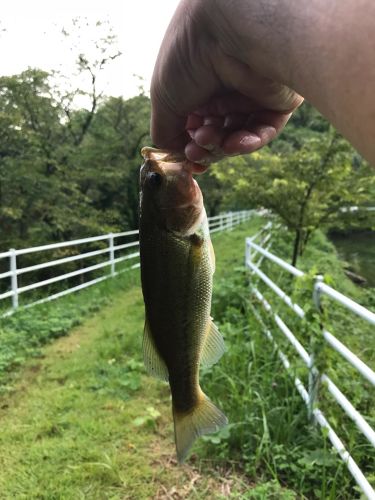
top-left (139, 147), bottom-right (227, 463)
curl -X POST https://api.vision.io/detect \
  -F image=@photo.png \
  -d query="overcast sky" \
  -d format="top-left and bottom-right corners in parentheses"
top-left (0, 0), bottom-right (179, 101)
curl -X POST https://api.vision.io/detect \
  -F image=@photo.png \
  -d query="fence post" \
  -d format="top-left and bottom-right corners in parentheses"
top-left (10, 249), bottom-right (19, 309)
top-left (313, 274), bottom-right (324, 311)
top-left (108, 233), bottom-right (116, 277)
top-left (308, 274), bottom-right (324, 420)
top-left (245, 237), bottom-right (252, 267)
top-left (228, 211), bottom-right (233, 231)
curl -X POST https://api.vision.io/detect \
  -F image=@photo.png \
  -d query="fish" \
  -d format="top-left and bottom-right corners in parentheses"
top-left (139, 147), bottom-right (228, 463)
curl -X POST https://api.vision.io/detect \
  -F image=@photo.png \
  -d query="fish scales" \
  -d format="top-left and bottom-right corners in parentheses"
top-left (139, 147), bottom-right (227, 463)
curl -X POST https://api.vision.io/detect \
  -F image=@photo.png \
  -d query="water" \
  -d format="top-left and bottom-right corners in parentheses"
top-left (329, 231), bottom-right (375, 287)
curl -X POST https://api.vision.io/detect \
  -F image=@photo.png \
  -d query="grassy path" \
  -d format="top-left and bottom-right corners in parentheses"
top-left (0, 288), bottom-right (245, 499)
top-left (0, 221), bottom-right (263, 499)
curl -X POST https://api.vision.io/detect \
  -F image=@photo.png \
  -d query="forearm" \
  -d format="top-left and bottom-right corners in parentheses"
top-left (213, 0), bottom-right (375, 163)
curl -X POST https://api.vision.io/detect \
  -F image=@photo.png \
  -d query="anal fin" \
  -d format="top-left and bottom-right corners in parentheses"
top-left (142, 318), bottom-right (169, 381)
top-left (200, 319), bottom-right (226, 368)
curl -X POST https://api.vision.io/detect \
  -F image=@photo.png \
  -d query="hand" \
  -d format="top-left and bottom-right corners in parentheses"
top-left (150, 0), bottom-right (303, 168)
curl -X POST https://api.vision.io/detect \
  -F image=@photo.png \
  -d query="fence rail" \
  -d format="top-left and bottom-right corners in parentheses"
top-left (246, 226), bottom-right (375, 500)
top-left (0, 210), bottom-right (253, 318)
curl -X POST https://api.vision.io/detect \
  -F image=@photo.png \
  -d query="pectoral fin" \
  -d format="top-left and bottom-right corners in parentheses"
top-left (142, 319), bottom-right (169, 381)
top-left (200, 319), bottom-right (226, 368)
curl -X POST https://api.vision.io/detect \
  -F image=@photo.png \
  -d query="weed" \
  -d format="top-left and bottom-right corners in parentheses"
top-left (195, 222), bottom-right (374, 499)
top-left (0, 218), bottom-right (373, 498)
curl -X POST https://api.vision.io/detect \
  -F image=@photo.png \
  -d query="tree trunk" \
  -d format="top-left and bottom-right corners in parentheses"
top-left (292, 229), bottom-right (301, 267)
top-left (300, 230), bottom-right (312, 256)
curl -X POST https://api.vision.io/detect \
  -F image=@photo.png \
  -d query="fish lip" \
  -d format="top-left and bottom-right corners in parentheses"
top-left (141, 146), bottom-right (186, 163)
top-left (141, 147), bottom-right (202, 176)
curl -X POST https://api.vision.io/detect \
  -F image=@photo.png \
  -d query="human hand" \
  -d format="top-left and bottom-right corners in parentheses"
top-left (150, 0), bottom-right (303, 168)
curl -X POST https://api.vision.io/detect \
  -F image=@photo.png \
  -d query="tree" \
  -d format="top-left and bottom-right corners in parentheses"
top-left (0, 69), bottom-right (69, 248)
top-left (196, 170), bottom-right (225, 217)
top-left (212, 128), bottom-right (375, 266)
top-left (75, 94), bottom-right (151, 230)
top-left (0, 18), bottom-right (129, 251)
top-left (55, 18), bottom-right (122, 147)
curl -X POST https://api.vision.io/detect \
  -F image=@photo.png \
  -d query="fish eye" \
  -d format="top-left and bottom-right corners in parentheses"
top-left (148, 172), bottom-right (162, 187)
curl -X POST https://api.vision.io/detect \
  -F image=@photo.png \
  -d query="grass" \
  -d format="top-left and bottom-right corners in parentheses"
top-left (0, 268), bottom-right (139, 386)
top-left (0, 286), bottom-right (247, 498)
top-left (275, 228), bottom-right (374, 367)
top-left (195, 220), bottom-right (375, 499)
top-left (0, 216), bottom-right (373, 499)
top-left (0, 218), bottom-right (263, 499)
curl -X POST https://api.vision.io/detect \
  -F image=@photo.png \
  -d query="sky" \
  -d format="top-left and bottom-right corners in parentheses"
top-left (0, 0), bottom-right (180, 103)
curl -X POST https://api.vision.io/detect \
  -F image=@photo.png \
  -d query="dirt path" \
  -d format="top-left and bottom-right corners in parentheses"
top-left (0, 287), bottom-right (247, 499)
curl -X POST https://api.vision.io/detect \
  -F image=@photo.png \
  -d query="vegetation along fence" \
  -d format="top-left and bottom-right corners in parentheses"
top-left (0, 210), bottom-right (253, 318)
top-left (246, 226), bottom-right (375, 499)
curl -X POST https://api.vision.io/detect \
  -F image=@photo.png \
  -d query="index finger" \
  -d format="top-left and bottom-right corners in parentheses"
top-left (150, 87), bottom-right (189, 151)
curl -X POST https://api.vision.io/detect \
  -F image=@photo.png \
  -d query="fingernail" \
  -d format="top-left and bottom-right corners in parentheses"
top-left (239, 134), bottom-right (260, 146)
top-left (256, 125), bottom-right (277, 140)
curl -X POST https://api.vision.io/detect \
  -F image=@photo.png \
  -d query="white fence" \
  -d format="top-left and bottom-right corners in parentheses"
top-left (340, 206), bottom-right (375, 213)
top-left (246, 226), bottom-right (375, 499)
top-left (0, 210), bottom-right (253, 318)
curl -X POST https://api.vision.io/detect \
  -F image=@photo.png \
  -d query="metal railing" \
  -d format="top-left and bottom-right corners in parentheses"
top-left (340, 206), bottom-right (375, 213)
top-left (0, 210), bottom-right (253, 317)
top-left (246, 227), bottom-right (375, 500)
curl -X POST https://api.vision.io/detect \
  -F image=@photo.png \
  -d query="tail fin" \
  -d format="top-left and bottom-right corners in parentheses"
top-left (173, 391), bottom-right (228, 464)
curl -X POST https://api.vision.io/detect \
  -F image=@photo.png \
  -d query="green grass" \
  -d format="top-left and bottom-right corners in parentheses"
top-left (0, 219), bottom-right (263, 499)
top-left (270, 227), bottom-right (374, 367)
top-left (195, 221), bottom-right (375, 499)
top-left (0, 217), bottom-right (373, 499)
top-left (0, 280), bottom-right (247, 498)
top-left (0, 268), bottom-right (139, 386)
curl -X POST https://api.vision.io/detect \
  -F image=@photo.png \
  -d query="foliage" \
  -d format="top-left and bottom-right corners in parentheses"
top-left (0, 221), bottom-right (262, 499)
top-left (56, 17), bottom-right (122, 144)
top-left (0, 267), bottom-right (139, 385)
top-left (0, 20), bottom-right (150, 259)
top-left (0, 219), bottom-right (373, 498)
top-left (76, 94), bottom-right (150, 230)
top-left (0, 14), bottom-right (373, 499)
top-left (195, 221), bottom-right (374, 499)
top-left (212, 104), bottom-right (375, 265)
top-left (196, 168), bottom-right (225, 217)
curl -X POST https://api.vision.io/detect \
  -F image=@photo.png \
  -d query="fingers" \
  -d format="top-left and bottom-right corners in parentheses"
top-left (194, 125), bottom-right (226, 151)
top-left (184, 110), bottom-right (293, 164)
top-left (185, 142), bottom-right (218, 165)
top-left (150, 82), bottom-right (190, 151)
top-left (195, 88), bottom-right (303, 118)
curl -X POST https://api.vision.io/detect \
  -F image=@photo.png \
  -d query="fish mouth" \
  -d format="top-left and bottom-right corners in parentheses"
top-left (141, 147), bottom-right (185, 163)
